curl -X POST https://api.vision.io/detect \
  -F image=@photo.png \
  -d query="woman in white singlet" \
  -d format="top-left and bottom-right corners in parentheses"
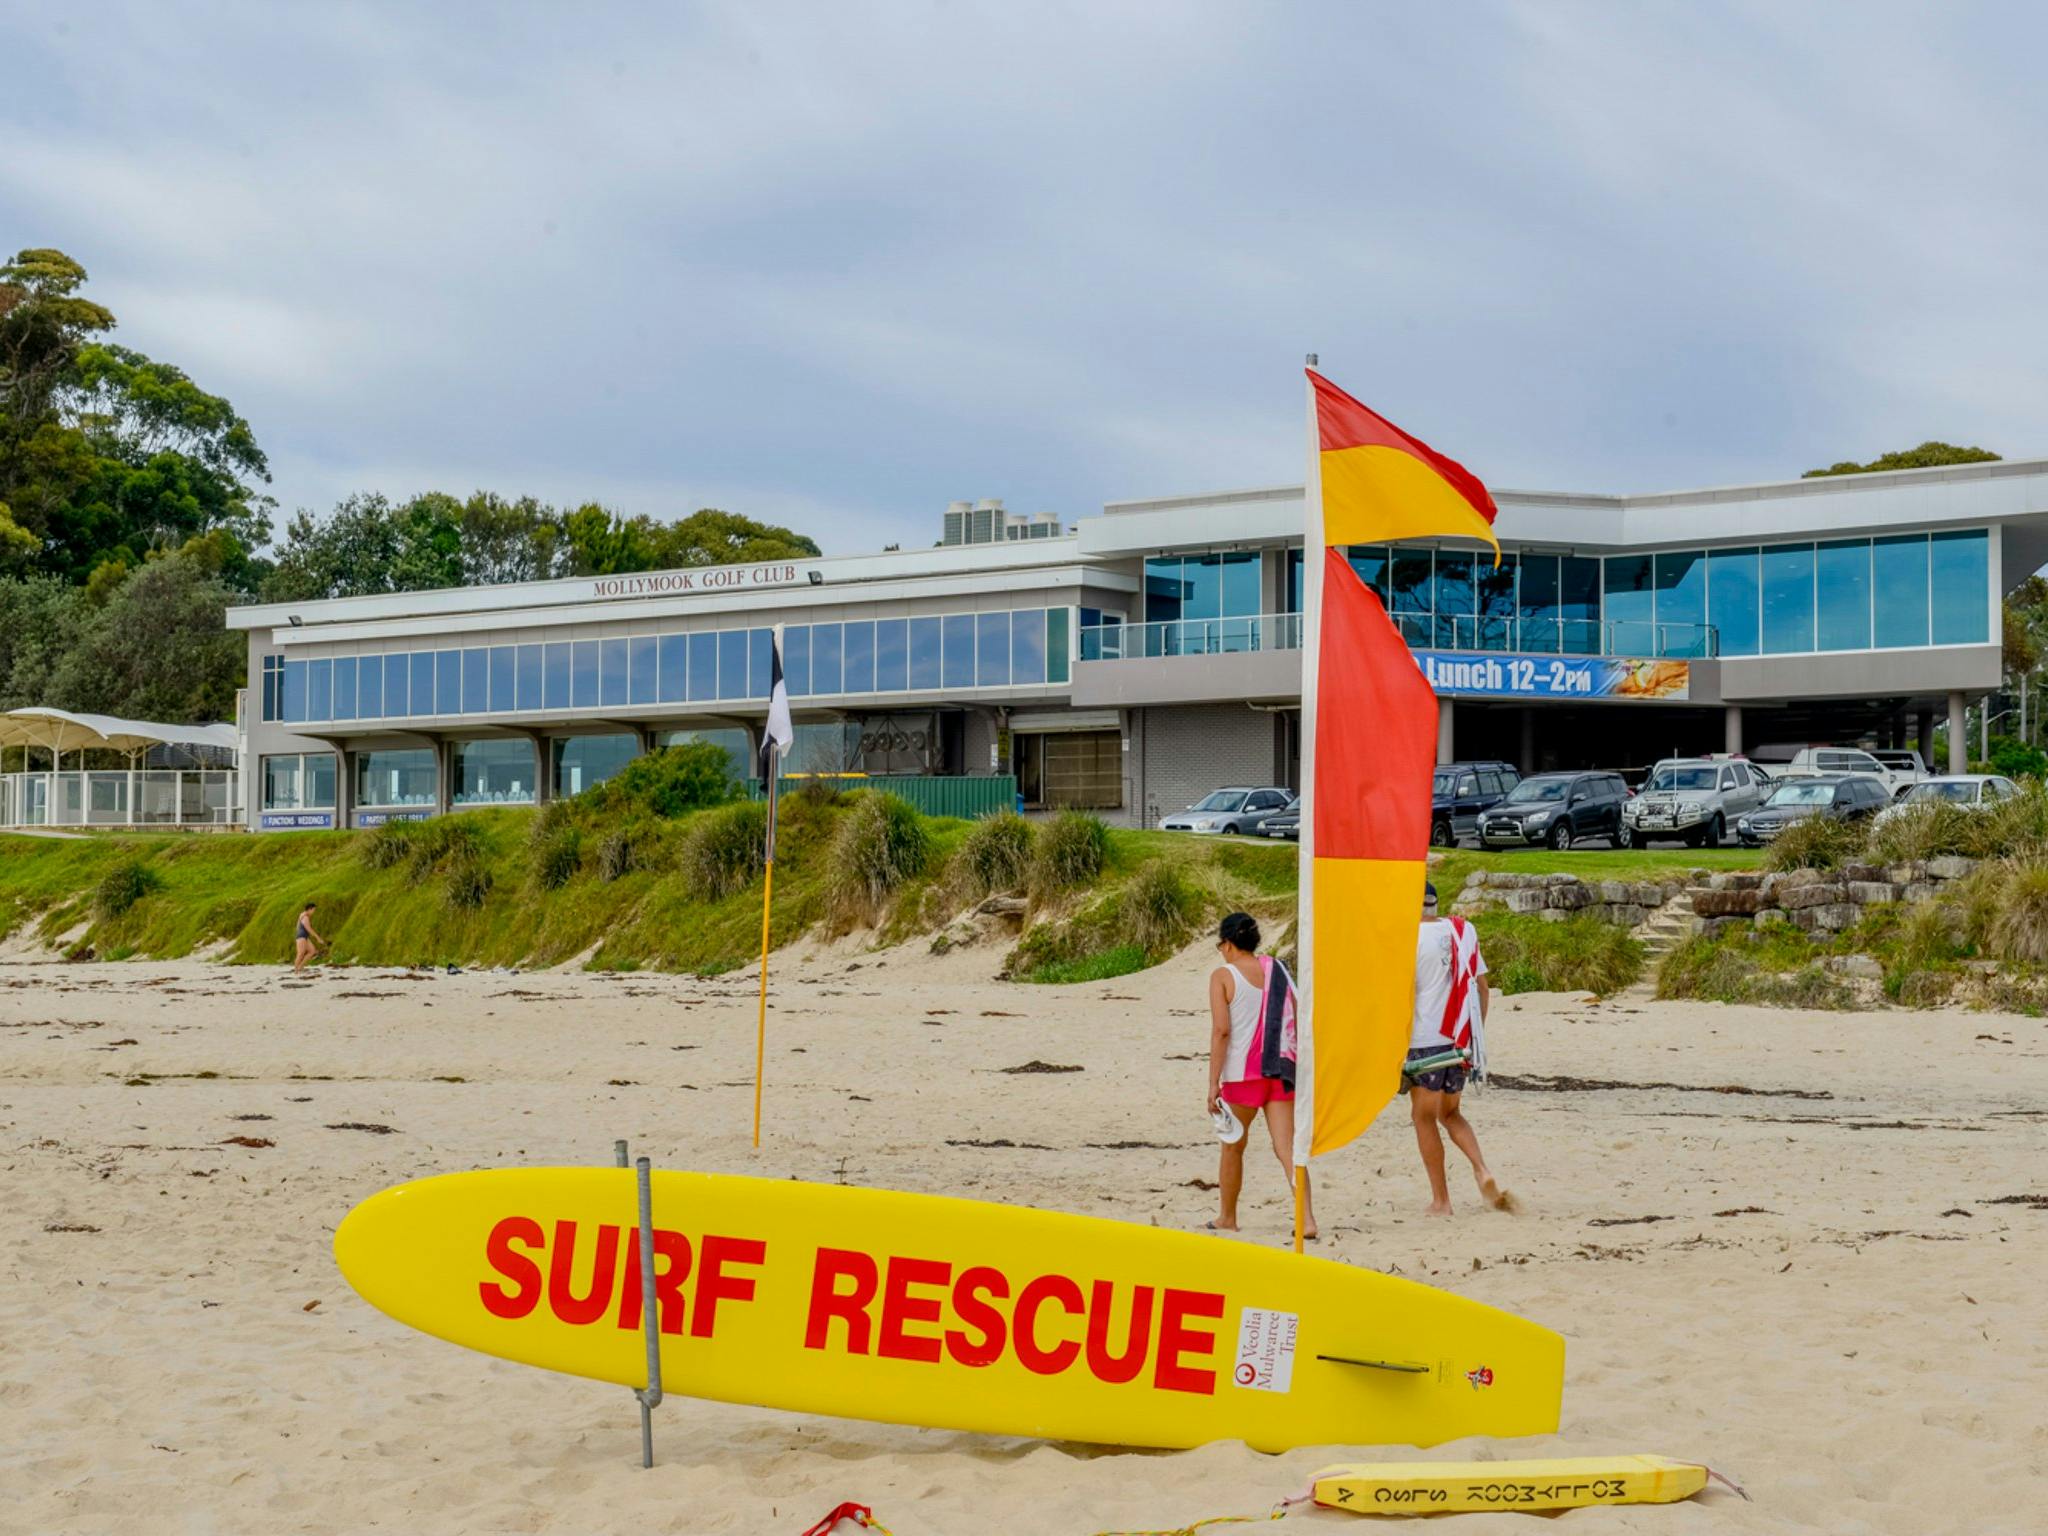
top-left (1205, 912), bottom-right (1315, 1238)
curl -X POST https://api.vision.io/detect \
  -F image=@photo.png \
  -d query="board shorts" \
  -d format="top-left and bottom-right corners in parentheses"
top-left (1401, 1045), bottom-right (1469, 1095)
top-left (1219, 1076), bottom-right (1294, 1108)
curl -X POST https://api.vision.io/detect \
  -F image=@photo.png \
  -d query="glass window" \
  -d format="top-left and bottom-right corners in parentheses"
top-left (812, 623), bottom-right (842, 695)
top-left (748, 629), bottom-right (771, 698)
top-left (942, 614), bottom-right (975, 688)
top-left (1388, 548), bottom-right (1433, 613)
top-left (909, 617), bottom-right (941, 690)
top-left (1434, 550), bottom-right (1475, 641)
top-left (1815, 539), bottom-right (1871, 651)
top-left (842, 620), bottom-right (875, 693)
top-left (1872, 535), bottom-right (1929, 649)
top-left (355, 748), bottom-right (435, 807)
top-left (261, 657), bottom-right (277, 722)
top-left (281, 660), bottom-right (307, 723)
top-left (1518, 554), bottom-right (1559, 654)
top-left (462, 649), bottom-right (488, 713)
top-left (1144, 557), bottom-right (1187, 623)
top-left (628, 636), bottom-right (656, 706)
top-left (488, 646), bottom-right (515, 711)
top-left (1011, 609), bottom-right (1046, 683)
top-left (1473, 552), bottom-right (1516, 651)
top-left (976, 613), bottom-right (1010, 685)
top-left (783, 625), bottom-right (810, 696)
top-left (1180, 554), bottom-right (1221, 623)
top-left (551, 733), bottom-right (639, 798)
top-left (435, 649), bottom-right (460, 715)
top-left (544, 643), bottom-right (571, 709)
top-left (1560, 556), bottom-right (1601, 654)
top-left (1605, 555), bottom-right (1654, 654)
top-left (450, 738), bottom-right (534, 806)
top-left (1287, 547), bottom-right (1305, 613)
top-left (306, 753), bottom-right (337, 810)
top-left (358, 653), bottom-right (383, 718)
top-left (409, 652), bottom-right (435, 716)
top-left (1345, 546), bottom-right (1390, 601)
top-left (1220, 551), bottom-right (1260, 617)
top-left (517, 643), bottom-right (543, 710)
top-left (600, 638), bottom-right (629, 707)
top-left (1046, 608), bottom-right (1070, 684)
top-left (1931, 530), bottom-right (1989, 644)
top-left (1708, 548), bottom-right (1760, 658)
top-left (790, 721), bottom-right (859, 774)
top-left (1762, 544), bottom-right (1815, 653)
top-left (876, 618), bottom-right (908, 692)
top-left (656, 728), bottom-right (749, 782)
top-left (718, 630), bottom-right (749, 700)
top-left (1654, 551), bottom-right (1707, 655)
top-left (332, 656), bottom-right (357, 721)
top-left (657, 635), bottom-right (687, 703)
top-left (571, 640), bottom-right (599, 707)
top-left (262, 754), bottom-right (303, 810)
top-left (383, 654), bottom-right (409, 719)
top-left (307, 658), bottom-right (332, 721)
top-left (687, 632), bottom-right (718, 701)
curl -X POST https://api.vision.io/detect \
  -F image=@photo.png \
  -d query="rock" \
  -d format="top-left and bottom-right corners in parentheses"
top-left (1754, 909), bottom-right (1791, 929)
top-left (1903, 882), bottom-right (1940, 904)
top-left (1786, 908), bottom-right (1818, 931)
top-left (1690, 914), bottom-right (1746, 937)
top-left (1537, 908), bottom-right (1571, 923)
top-left (1545, 884), bottom-right (1595, 910)
top-left (1825, 954), bottom-right (1885, 979)
top-left (1693, 889), bottom-right (1763, 916)
top-left (1888, 861), bottom-right (1928, 885)
top-left (1778, 882), bottom-right (1847, 911)
top-left (1846, 882), bottom-right (1900, 905)
top-left (1598, 880), bottom-right (1633, 903)
top-left (1606, 904), bottom-right (1647, 927)
top-left (1503, 889), bottom-right (1550, 914)
top-left (1542, 873), bottom-right (1579, 888)
top-left (1927, 856), bottom-right (1978, 881)
top-left (1839, 863), bottom-right (1887, 886)
top-left (1707, 871), bottom-right (1765, 891)
top-left (1629, 881), bottom-right (1672, 906)
top-left (1773, 868), bottom-right (1826, 891)
top-left (1809, 903), bottom-right (1859, 931)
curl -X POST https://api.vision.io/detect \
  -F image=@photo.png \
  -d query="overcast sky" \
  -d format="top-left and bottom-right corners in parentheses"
top-left (4, 2), bottom-right (2042, 554)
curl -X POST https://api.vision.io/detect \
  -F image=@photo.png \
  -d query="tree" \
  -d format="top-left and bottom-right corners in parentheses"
top-left (51, 537), bottom-right (248, 722)
top-left (1802, 442), bottom-right (2001, 478)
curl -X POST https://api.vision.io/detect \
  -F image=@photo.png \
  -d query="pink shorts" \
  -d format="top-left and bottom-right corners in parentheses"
top-left (1220, 1077), bottom-right (1294, 1108)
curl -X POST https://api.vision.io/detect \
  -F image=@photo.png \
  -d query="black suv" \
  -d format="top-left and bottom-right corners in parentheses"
top-left (1479, 771), bottom-right (1629, 851)
top-left (1430, 760), bottom-right (1521, 847)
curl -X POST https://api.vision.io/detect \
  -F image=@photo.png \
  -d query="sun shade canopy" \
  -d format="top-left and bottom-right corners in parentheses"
top-left (0, 706), bottom-right (238, 758)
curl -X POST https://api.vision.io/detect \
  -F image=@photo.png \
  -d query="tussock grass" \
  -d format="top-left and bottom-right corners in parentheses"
top-left (1030, 810), bottom-right (1110, 898)
top-left (824, 792), bottom-right (930, 926)
top-left (1866, 803), bottom-right (1974, 866)
top-left (94, 859), bottom-right (162, 920)
top-left (682, 801), bottom-right (768, 900)
top-left (531, 825), bottom-right (583, 890)
top-left (1989, 861), bottom-right (2048, 963)
top-left (1656, 929), bottom-right (1855, 1009)
top-left (1761, 814), bottom-right (1867, 872)
top-left (955, 811), bottom-right (1034, 900)
top-left (1473, 913), bottom-right (1643, 995)
top-left (596, 829), bottom-right (640, 883)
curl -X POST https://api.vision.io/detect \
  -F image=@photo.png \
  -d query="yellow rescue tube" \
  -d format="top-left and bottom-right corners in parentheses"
top-left (1313, 1455), bottom-right (1709, 1515)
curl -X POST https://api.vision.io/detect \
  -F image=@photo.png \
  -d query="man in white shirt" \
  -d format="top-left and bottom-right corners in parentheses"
top-left (1404, 882), bottom-right (1511, 1216)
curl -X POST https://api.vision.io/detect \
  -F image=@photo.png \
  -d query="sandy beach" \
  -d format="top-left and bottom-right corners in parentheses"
top-left (2, 938), bottom-right (2042, 1535)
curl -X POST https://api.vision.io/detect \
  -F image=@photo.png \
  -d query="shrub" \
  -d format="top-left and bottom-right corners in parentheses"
top-left (583, 742), bottom-right (739, 819)
top-left (1761, 813), bottom-right (1867, 872)
top-left (444, 852), bottom-right (492, 911)
top-left (681, 801), bottom-right (768, 900)
top-left (407, 817), bottom-right (487, 887)
top-left (1117, 860), bottom-right (1201, 958)
top-left (532, 825), bottom-right (583, 891)
top-left (1018, 943), bottom-right (1149, 985)
top-left (596, 829), bottom-right (639, 883)
top-left (1656, 930), bottom-right (1853, 1009)
top-left (360, 822), bottom-right (415, 870)
top-left (1475, 914), bottom-right (1643, 995)
top-left (1963, 781), bottom-right (2048, 860)
top-left (94, 860), bottom-right (162, 919)
top-left (1866, 803), bottom-right (1974, 866)
top-left (527, 798), bottom-right (572, 849)
top-left (956, 811), bottom-right (1034, 899)
top-left (826, 792), bottom-right (930, 923)
top-left (1031, 810), bottom-right (1109, 896)
top-left (1988, 861), bottom-right (2048, 963)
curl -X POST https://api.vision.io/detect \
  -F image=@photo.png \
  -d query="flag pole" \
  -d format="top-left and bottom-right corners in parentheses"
top-left (751, 740), bottom-right (778, 1150)
top-left (1295, 352), bottom-right (1324, 1258)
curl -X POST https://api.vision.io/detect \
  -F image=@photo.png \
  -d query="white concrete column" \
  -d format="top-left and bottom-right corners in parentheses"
top-left (1948, 691), bottom-right (1968, 774)
top-left (1917, 710), bottom-right (1935, 768)
top-left (1724, 704), bottom-right (1743, 756)
top-left (1436, 697), bottom-right (1454, 764)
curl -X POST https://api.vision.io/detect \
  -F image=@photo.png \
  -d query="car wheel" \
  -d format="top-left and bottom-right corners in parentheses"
top-left (1705, 813), bottom-right (1724, 849)
top-left (1547, 820), bottom-right (1572, 851)
top-left (1431, 817), bottom-right (1454, 848)
top-left (1615, 822), bottom-right (1633, 849)
top-left (1222, 822), bottom-right (1241, 836)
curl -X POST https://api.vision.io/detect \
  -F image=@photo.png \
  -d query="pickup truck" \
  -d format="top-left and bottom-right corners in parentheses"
top-left (1760, 747), bottom-right (1911, 796)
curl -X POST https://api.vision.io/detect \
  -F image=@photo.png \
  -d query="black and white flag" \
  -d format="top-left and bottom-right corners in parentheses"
top-left (763, 623), bottom-right (794, 766)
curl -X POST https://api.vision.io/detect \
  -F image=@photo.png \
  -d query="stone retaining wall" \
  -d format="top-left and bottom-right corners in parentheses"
top-left (1452, 870), bottom-right (1699, 926)
top-left (1684, 857), bottom-right (1980, 936)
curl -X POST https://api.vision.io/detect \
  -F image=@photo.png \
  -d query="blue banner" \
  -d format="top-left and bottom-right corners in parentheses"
top-left (1415, 651), bottom-right (1691, 701)
top-left (260, 811), bottom-right (335, 830)
top-left (355, 809), bottom-right (435, 828)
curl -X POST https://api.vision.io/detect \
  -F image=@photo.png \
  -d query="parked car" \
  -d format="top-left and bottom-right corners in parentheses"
top-left (1735, 774), bottom-right (1890, 845)
top-left (1758, 746), bottom-right (1897, 791)
top-left (1870, 750), bottom-right (1929, 794)
top-left (1622, 755), bottom-right (1769, 848)
top-left (1430, 760), bottom-right (1522, 847)
top-left (1870, 773), bottom-right (2020, 828)
top-left (1161, 786), bottom-right (1296, 835)
top-left (1262, 804), bottom-right (1301, 840)
top-left (1478, 770), bottom-right (1629, 850)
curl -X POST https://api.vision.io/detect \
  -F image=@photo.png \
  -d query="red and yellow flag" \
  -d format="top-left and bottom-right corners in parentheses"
top-left (1294, 370), bottom-right (1499, 1174)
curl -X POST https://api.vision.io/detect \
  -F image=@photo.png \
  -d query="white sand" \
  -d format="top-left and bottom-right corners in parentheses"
top-left (2, 940), bottom-right (2042, 1534)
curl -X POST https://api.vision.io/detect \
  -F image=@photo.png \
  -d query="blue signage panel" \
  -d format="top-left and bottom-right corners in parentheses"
top-left (1414, 651), bottom-right (1691, 702)
top-left (355, 809), bottom-right (435, 828)
top-left (260, 812), bottom-right (336, 830)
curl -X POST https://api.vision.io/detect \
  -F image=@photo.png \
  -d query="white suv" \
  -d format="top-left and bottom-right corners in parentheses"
top-left (1765, 746), bottom-right (1902, 794)
top-left (1622, 756), bottom-right (1769, 848)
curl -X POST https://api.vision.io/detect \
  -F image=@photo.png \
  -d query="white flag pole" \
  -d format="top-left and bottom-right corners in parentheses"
top-left (1294, 356), bottom-right (1326, 1256)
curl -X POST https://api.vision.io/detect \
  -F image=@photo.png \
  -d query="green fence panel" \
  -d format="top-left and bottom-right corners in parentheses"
top-left (742, 775), bottom-right (1018, 820)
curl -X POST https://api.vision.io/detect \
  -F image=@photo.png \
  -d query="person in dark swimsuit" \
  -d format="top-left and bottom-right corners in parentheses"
top-left (293, 901), bottom-right (326, 973)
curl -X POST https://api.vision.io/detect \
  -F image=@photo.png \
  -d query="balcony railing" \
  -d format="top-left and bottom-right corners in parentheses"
top-left (1, 769), bottom-right (240, 829)
top-left (1078, 613), bottom-right (1719, 662)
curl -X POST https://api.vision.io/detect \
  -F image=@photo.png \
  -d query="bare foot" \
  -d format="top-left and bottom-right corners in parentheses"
top-left (1478, 1174), bottom-right (1513, 1211)
top-left (1424, 1200), bottom-right (1453, 1217)
top-left (1206, 1218), bottom-right (1238, 1231)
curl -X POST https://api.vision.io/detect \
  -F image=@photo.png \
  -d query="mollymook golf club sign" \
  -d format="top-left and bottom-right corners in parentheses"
top-left (588, 563), bottom-right (810, 600)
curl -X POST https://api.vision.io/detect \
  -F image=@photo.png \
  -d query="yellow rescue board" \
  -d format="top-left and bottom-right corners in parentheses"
top-left (1314, 1455), bottom-right (1709, 1515)
top-left (334, 1168), bottom-right (1562, 1453)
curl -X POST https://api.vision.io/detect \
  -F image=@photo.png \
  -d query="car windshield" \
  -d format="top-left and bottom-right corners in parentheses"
top-left (1646, 766), bottom-right (1717, 791)
top-left (1431, 771), bottom-right (1456, 796)
top-left (1767, 782), bottom-right (1836, 807)
top-left (1190, 791), bottom-right (1247, 812)
top-left (1904, 780), bottom-right (1977, 804)
top-left (1502, 778), bottom-right (1571, 804)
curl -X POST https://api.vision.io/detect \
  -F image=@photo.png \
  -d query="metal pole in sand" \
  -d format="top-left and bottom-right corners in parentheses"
top-left (751, 742), bottom-right (780, 1148)
top-left (614, 1139), bottom-right (629, 1169)
top-left (1293, 1166), bottom-right (1306, 1255)
top-left (633, 1155), bottom-right (662, 1468)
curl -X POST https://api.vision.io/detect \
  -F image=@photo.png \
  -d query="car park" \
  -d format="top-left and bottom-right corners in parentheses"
top-left (1870, 774), bottom-right (2019, 828)
top-left (1478, 770), bottom-right (1629, 850)
top-left (1735, 774), bottom-right (1890, 844)
top-left (1262, 804), bottom-right (1300, 840)
top-left (1757, 746), bottom-right (1898, 792)
top-left (1622, 755), bottom-right (1769, 848)
top-left (1870, 750), bottom-right (1929, 794)
top-left (1161, 786), bottom-right (1296, 835)
top-left (1429, 760), bottom-right (1521, 847)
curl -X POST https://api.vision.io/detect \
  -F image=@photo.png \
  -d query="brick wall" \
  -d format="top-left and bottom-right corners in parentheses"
top-left (1132, 704), bottom-right (1280, 827)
